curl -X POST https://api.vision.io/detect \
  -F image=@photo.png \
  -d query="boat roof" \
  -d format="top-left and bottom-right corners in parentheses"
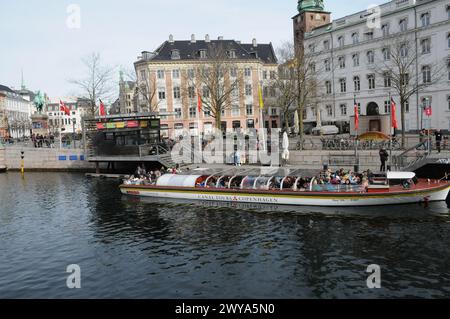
top-left (386, 172), bottom-right (416, 180)
top-left (183, 167), bottom-right (315, 177)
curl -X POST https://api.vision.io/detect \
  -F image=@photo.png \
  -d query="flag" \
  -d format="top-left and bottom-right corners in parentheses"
top-left (391, 97), bottom-right (398, 129)
top-left (424, 104), bottom-right (432, 116)
top-left (354, 97), bottom-right (359, 131)
top-left (99, 99), bottom-right (106, 116)
top-left (258, 85), bottom-right (264, 109)
top-left (197, 89), bottom-right (202, 113)
top-left (59, 100), bottom-right (70, 116)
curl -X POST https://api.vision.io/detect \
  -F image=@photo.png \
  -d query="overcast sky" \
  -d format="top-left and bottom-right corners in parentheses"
top-left (0, 0), bottom-right (386, 99)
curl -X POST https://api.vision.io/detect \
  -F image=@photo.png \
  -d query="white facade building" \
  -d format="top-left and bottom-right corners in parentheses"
top-left (46, 97), bottom-right (88, 134)
top-left (0, 84), bottom-right (32, 138)
top-left (302, 0), bottom-right (450, 132)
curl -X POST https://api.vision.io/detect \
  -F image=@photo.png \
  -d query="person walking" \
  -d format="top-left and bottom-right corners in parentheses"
top-left (379, 147), bottom-right (389, 172)
top-left (434, 129), bottom-right (443, 153)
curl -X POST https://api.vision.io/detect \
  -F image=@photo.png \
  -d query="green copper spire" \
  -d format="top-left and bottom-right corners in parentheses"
top-left (298, 0), bottom-right (324, 13)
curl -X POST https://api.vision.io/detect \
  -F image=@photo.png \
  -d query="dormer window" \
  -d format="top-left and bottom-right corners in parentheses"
top-left (227, 50), bottom-right (236, 59)
top-left (171, 49), bottom-right (180, 60)
top-left (199, 50), bottom-right (207, 59)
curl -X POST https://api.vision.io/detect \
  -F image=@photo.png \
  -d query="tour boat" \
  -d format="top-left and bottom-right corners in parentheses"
top-left (119, 168), bottom-right (450, 207)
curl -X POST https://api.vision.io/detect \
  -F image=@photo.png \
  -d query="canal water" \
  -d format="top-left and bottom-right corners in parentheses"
top-left (1, 172), bottom-right (450, 298)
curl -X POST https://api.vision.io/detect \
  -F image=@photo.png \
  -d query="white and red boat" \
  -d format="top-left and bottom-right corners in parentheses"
top-left (120, 168), bottom-right (450, 207)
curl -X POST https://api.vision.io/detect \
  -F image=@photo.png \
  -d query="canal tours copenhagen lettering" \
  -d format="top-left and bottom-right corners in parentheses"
top-left (198, 194), bottom-right (278, 203)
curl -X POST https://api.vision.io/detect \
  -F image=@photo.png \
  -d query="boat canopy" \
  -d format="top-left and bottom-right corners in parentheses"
top-left (157, 174), bottom-right (202, 187)
top-left (386, 172), bottom-right (415, 180)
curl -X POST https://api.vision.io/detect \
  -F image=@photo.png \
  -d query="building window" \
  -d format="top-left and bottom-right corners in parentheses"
top-left (448, 34), bottom-right (450, 48)
top-left (384, 100), bottom-right (391, 113)
top-left (174, 108), bottom-right (182, 118)
top-left (303, 109), bottom-right (307, 119)
top-left (231, 105), bottom-right (240, 117)
top-left (324, 40), bottom-right (330, 50)
top-left (309, 43), bottom-right (316, 53)
top-left (230, 68), bottom-right (237, 78)
top-left (227, 50), bottom-right (236, 59)
top-left (244, 68), bottom-right (252, 77)
top-left (340, 104), bottom-right (347, 116)
top-left (384, 73), bottom-right (391, 87)
top-left (262, 71), bottom-right (268, 79)
top-left (157, 70), bottom-right (165, 79)
top-left (173, 87), bottom-right (181, 99)
top-left (203, 109), bottom-right (211, 117)
top-left (447, 5), bottom-right (450, 20)
top-left (448, 61), bottom-right (450, 80)
top-left (271, 108), bottom-right (277, 116)
top-left (199, 50), bottom-right (207, 59)
top-left (263, 86), bottom-right (268, 98)
top-left (309, 63), bottom-right (316, 73)
top-left (422, 65), bottom-right (431, 83)
top-left (171, 49), bottom-right (180, 60)
top-left (172, 69), bottom-right (180, 79)
top-left (354, 76), bottom-right (360, 91)
top-left (338, 56), bottom-right (345, 69)
top-left (338, 36), bottom-right (344, 47)
top-left (382, 47), bottom-right (390, 61)
top-left (245, 84), bottom-right (252, 96)
top-left (339, 78), bottom-right (346, 93)
top-left (246, 104), bottom-right (253, 116)
top-left (140, 70), bottom-right (147, 81)
top-left (365, 32), bottom-right (374, 41)
top-left (188, 69), bottom-right (195, 79)
top-left (203, 86), bottom-right (210, 98)
top-left (352, 53), bottom-right (360, 67)
top-left (325, 81), bottom-right (332, 94)
top-left (400, 43), bottom-right (408, 58)
top-left (368, 74), bottom-right (375, 90)
top-left (367, 51), bottom-right (374, 64)
top-left (352, 33), bottom-right (359, 44)
top-left (399, 18), bottom-right (408, 32)
top-left (189, 107), bottom-right (197, 118)
top-left (401, 73), bottom-right (410, 86)
top-left (447, 96), bottom-right (450, 110)
top-left (159, 108), bottom-right (167, 119)
top-left (270, 71), bottom-right (276, 80)
top-left (188, 86), bottom-right (196, 99)
top-left (421, 12), bottom-right (430, 27)
top-left (158, 88), bottom-right (166, 100)
top-left (324, 59), bottom-right (331, 71)
top-left (405, 99), bottom-right (410, 113)
top-left (421, 38), bottom-right (431, 54)
top-left (326, 105), bottom-right (333, 116)
top-left (382, 24), bottom-right (390, 37)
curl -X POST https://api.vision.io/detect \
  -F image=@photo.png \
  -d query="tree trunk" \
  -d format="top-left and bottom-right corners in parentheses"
top-left (215, 114), bottom-right (221, 131)
top-left (400, 100), bottom-right (406, 149)
top-left (297, 101), bottom-right (304, 150)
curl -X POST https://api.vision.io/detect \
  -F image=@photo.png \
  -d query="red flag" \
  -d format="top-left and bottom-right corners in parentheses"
top-left (60, 100), bottom-right (70, 116)
top-left (354, 98), bottom-right (359, 131)
top-left (197, 89), bottom-right (202, 113)
top-left (391, 97), bottom-right (398, 129)
top-left (99, 99), bottom-right (106, 116)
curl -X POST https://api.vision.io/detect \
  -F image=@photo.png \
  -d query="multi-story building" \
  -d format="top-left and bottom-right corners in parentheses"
top-left (134, 35), bottom-right (278, 137)
top-left (46, 97), bottom-right (91, 135)
top-left (0, 84), bottom-right (32, 139)
top-left (294, 0), bottom-right (450, 132)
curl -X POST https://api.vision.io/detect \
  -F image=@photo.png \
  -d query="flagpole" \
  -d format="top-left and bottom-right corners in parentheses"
top-left (389, 93), bottom-right (392, 171)
top-left (354, 94), bottom-right (358, 172)
top-left (259, 82), bottom-right (266, 152)
top-left (59, 101), bottom-right (62, 150)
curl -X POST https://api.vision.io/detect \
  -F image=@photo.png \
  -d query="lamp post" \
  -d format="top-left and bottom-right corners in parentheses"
top-left (72, 118), bottom-right (76, 149)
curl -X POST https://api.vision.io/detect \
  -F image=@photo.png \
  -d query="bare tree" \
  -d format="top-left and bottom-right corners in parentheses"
top-left (279, 41), bottom-right (323, 148)
top-left (123, 67), bottom-right (160, 113)
top-left (70, 53), bottom-right (115, 116)
top-left (184, 44), bottom-right (243, 129)
top-left (371, 34), bottom-right (446, 147)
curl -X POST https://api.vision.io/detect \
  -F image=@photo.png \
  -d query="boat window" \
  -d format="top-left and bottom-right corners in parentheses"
top-left (229, 176), bottom-right (245, 189)
top-left (268, 176), bottom-right (284, 190)
top-left (217, 176), bottom-right (231, 188)
top-left (281, 176), bottom-right (296, 190)
top-left (255, 177), bottom-right (271, 190)
top-left (242, 176), bottom-right (257, 189)
top-left (195, 176), bottom-right (209, 187)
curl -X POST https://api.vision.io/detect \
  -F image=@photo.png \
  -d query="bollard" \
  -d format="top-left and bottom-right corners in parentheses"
top-left (20, 151), bottom-right (25, 175)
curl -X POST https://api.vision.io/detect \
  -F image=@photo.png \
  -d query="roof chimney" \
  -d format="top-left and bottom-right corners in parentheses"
top-left (205, 34), bottom-right (210, 43)
top-left (252, 38), bottom-right (257, 48)
top-left (169, 34), bottom-right (174, 43)
top-left (191, 34), bottom-right (196, 43)
top-left (218, 36), bottom-right (224, 41)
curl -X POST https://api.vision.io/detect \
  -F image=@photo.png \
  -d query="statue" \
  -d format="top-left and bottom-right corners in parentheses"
top-left (33, 91), bottom-right (46, 114)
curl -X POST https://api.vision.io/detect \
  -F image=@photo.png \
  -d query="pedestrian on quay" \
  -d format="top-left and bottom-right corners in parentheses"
top-left (434, 129), bottom-right (443, 153)
top-left (379, 147), bottom-right (389, 172)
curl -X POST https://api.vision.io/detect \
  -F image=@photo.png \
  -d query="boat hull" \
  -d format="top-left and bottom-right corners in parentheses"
top-left (119, 184), bottom-right (450, 207)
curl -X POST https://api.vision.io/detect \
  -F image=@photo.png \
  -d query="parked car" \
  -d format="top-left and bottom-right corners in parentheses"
top-left (311, 125), bottom-right (340, 136)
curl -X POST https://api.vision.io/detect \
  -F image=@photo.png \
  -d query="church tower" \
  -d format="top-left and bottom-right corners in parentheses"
top-left (293, 0), bottom-right (330, 49)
